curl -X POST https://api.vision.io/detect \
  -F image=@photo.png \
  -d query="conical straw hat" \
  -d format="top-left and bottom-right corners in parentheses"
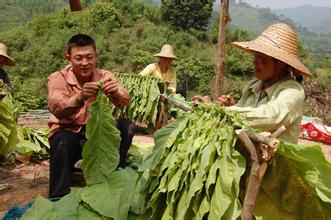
top-left (154, 44), bottom-right (178, 59)
top-left (232, 23), bottom-right (311, 77)
top-left (0, 43), bottom-right (15, 66)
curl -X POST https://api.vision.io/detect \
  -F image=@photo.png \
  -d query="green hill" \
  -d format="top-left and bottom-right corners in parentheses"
top-left (274, 5), bottom-right (331, 34)
top-left (0, 0), bottom-right (68, 32)
top-left (225, 2), bottom-right (331, 54)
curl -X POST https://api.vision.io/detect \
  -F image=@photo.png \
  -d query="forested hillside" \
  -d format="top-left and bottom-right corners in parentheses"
top-left (0, 0), bottom-right (69, 32)
top-left (226, 2), bottom-right (331, 54)
top-left (0, 0), bottom-right (329, 120)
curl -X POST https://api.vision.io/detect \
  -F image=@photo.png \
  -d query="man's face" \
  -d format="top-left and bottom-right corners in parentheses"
top-left (66, 45), bottom-right (97, 80)
top-left (253, 52), bottom-right (276, 81)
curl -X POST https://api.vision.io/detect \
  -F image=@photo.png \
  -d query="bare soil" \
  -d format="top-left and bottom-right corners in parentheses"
top-left (0, 161), bottom-right (49, 215)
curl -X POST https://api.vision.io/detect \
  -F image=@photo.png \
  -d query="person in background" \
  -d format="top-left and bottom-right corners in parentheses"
top-left (193, 23), bottom-right (311, 144)
top-left (47, 34), bottom-right (130, 199)
top-left (115, 44), bottom-right (179, 166)
top-left (0, 43), bottom-right (15, 93)
top-left (139, 44), bottom-right (178, 93)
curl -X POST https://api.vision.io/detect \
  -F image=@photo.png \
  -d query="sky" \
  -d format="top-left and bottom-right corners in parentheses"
top-left (237, 0), bottom-right (331, 9)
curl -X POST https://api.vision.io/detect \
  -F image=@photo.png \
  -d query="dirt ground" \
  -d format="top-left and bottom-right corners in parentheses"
top-left (0, 115), bottom-right (330, 217)
top-left (0, 161), bottom-right (49, 217)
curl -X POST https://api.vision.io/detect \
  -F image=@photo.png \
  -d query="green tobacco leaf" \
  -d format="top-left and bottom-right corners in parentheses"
top-left (0, 89), bottom-right (16, 157)
top-left (81, 168), bottom-right (138, 220)
top-left (15, 140), bottom-right (41, 154)
top-left (82, 90), bottom-right (121, 185)
top-left (53, 188), bottom-right (83, 219)
top-left (16, 126), bottom-right (50, 157)
top-left (114, 74), bottom-right (162, 126)
top-left (77, 203), bottom-right (105, 220)
top-left (255, 142), bottom-right (331, 220)
top-left (21, 196), bottom-right (57, 220)
top-left (141, 105), bottom-right (246, 219)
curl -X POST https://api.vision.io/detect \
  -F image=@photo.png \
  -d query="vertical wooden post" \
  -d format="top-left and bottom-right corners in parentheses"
top-left (214, 0), bottom-right (229, 99)
top-left (69, 0), bottom-right (83, 11)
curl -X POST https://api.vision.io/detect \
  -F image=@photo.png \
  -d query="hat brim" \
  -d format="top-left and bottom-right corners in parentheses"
top-left (232, 40), bottom-right (311, 78)
top-left (0, 54), bottom-right (15, 66)
top-left (153, 53), bottom-right (178, 60)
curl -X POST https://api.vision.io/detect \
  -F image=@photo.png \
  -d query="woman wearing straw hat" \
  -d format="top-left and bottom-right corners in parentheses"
top-left (118, 44), bottom-right (178, 163)
top-left (193, 23), bottom-right (311, 144)
top-left (0, 43), bottom-right (15, 93)
top-left (139, 44), bottom-right (178, 93)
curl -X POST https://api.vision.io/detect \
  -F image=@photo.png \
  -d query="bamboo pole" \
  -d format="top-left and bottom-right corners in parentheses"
top-left (214, 0), bottom-right (229, 99)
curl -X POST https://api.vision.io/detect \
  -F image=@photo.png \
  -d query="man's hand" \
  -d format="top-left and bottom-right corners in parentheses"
top-left (77, 82), bottom-right (99, 104)
top-left (215, 94), bottom-right (235, 106)
top-left (103, 77), bottom-right (119, 99)
top-left (191, 95), bottom-right (212, 106)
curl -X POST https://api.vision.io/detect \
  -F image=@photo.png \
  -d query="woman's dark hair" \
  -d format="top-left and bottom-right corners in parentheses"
top-left (67, 34), bottom-right (96, 54)
top-left (295, 75), bottom-right (304, 83)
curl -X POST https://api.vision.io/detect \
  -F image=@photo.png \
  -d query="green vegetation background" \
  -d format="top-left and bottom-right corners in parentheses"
top-left (0, 0), bottom-right (330, 121)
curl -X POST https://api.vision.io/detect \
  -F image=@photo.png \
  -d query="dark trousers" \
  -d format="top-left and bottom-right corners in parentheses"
top-left (49, 119), bottom-right (135, 198)
top-left (116, 119), bottom-right (135, 168)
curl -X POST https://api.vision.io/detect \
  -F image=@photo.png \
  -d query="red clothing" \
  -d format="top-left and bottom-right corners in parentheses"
top-left (47, 65), bottom-right (130, 138)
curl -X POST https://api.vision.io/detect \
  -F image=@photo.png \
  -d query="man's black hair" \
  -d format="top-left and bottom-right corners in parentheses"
top-left (67, 34), bottom-right (96, 54)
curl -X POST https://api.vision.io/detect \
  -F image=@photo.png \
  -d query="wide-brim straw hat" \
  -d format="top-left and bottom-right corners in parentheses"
top-left (154, 44), bottom-right (178, 59)
top-left (0, 43), bottom-right (15, 66)
top-left (232, 23), bottom-right (311, 77)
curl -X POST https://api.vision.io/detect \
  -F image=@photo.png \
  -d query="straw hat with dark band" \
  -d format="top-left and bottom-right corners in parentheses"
top-left (232, 23), bottom-right (311, 78)
top-left (0, 43), bottom-right (15, 66)
top-left (154, 44), bottom-right (178, 59)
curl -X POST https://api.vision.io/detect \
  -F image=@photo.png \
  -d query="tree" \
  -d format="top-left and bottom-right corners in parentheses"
top-left (161, 0), bottom-right (215, 30)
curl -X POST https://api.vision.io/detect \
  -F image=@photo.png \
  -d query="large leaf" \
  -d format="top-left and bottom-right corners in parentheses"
top-left (82, 90), bottom-right (121, 185)
top-left (81, 168), bottom-right (138, 220)
top-left (255, 142), bottom-right (331, 220)
top-left (0, 90), bottom-right (17, 157)
top-left (21, 196), bottom-right (57, 220)
top-left (53, 188), bottom-right (84, 219)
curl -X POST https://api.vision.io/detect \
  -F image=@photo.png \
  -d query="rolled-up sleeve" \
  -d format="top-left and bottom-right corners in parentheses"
top-left (228, 87), bottom-right (305, 132)
top-left (47, 73), bottom-right (83, 119)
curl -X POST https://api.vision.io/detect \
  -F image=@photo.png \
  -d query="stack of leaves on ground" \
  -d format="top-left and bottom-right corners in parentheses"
top-left (15, 126), bottom-right (49, 162)
top-left (113, 74), bottom-right (162, 126)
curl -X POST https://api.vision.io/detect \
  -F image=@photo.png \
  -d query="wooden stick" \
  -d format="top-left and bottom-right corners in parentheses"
top-left (236, 129), bottom-right (261, 220)
top-left (236, 127), bottom-right (285, 220)
top-left (69, 0), bottom-right (83, 11)
top-left (160, 94), bottom-right (192, 112)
